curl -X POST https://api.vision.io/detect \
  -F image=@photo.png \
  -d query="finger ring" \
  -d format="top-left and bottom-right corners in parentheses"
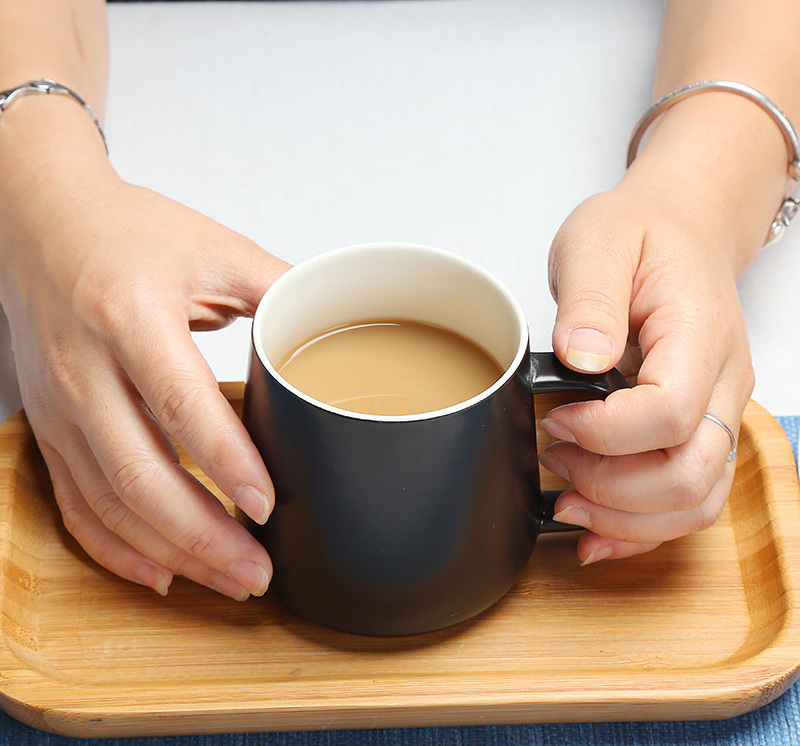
top-left (703, 413), bottom-right (738, 463)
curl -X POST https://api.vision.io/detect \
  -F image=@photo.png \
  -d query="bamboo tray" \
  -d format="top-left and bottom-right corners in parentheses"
top-left (0, 384), bottom-right (799, 738)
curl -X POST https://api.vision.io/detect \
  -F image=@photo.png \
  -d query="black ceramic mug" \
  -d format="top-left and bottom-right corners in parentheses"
top-left (243, 243), bottom-right (626, 636)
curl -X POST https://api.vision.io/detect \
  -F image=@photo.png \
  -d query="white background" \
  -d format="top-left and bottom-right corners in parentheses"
top-left (1, 0), bottom-right (798, 426)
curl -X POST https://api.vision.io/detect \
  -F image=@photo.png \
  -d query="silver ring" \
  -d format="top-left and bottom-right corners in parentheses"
top-left (703, 413), bottom-right (738, 463)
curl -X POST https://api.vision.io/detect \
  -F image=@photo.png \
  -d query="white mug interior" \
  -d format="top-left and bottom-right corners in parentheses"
top-left (252, 242), bottom-right (529, 421)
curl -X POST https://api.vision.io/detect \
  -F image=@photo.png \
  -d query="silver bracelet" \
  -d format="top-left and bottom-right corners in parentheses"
top-left (626, 80), bottom-right (799, 247)
top-left (0, 77), bottom-right (108, 155)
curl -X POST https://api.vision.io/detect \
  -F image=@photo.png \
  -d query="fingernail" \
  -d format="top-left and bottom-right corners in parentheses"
top-left (566, 328), bottom-right (612, 372)
top-left (539, 450), bottom-right (570, 480)
top-left (234, 484), bottom-right (272, 524)
top-left (581, 545), bottom-right (613, 566)
top-left (228, 560), bottom-right (271, 596)
top-left (134, 563), bottom-right (171, 597)
top-left (552, 505), bottom-right (591, 528)
top-left (208, 571), bottom-right (250, 602)
top-left (541, 418), bottom-right (577, 444)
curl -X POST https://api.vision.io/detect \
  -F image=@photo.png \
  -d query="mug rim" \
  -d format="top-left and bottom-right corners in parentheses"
top-left (251, 242), bottom-right (530, 422)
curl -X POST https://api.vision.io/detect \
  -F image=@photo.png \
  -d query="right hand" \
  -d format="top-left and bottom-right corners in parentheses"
top-left (0, 157), bottom-right (290, 601)
top-left (542, 182), bottom-right (755, 565)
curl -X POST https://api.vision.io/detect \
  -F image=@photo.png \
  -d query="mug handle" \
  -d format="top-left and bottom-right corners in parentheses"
top-left (530, 352), bottom-right (629, 533)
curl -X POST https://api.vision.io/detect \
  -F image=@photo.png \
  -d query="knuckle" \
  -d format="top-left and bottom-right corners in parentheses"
top-left (573, 454), bottom-right (612, 504)
top-left (670, 479), bottom-right (708, 512)
top-left (572, 477), bottom-right (600, 505)
top-left (151, 376), bottom-right (207, 438)
top-left (93, 491), bottom-right (131, 535)
top-left (565, 288), bottom-right (623, 327)
top-left (693, 503), bottom-right (722, 534)
top-left (163, 546), bottom-right (193, 574)
top-left (591, 426), bottom-right (617, 457)
top-left (110, 456), bottom-right (163, 506)
top-left (59, 503), bottom-right (84, 540)
top-left (665, 395), bottom-right (704, 446)
top-left (41, 338), bottom-right (86, 405)
top-left (581, 404), bottom-right (618, 456)
top-left (74, 270), bottom-right (161, 340)
top-left (611, 522), bottom-right (644, 545)
top-left (53, 487), bottom-right (128, 575)
top-left (742, 364), bottom-right (756, 399)
top-left (83, 285), bottom-right (130, 336)
top-left (670, 446), bottom-right (716, 510)
top-left (186, 526), bottom-right (216, 559)
top-left (703, 304), bottom-right (731, 339)
top-left (550, 197), bottom-right (641, 281)
top-left (195, 439), bottom-right (227, 483)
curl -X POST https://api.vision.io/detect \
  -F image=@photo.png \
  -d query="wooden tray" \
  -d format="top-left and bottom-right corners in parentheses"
top-left (1, 384), bottom-right (799, 738)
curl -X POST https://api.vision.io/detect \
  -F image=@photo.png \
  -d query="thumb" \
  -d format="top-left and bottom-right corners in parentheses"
top-left (213, 231), bottom-right (293, 317)
top-left (548, 201), bottom-right (639, 373)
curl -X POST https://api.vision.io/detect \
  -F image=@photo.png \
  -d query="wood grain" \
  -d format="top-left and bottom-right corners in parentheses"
top-left (0, 384), bottom-right (798, 737)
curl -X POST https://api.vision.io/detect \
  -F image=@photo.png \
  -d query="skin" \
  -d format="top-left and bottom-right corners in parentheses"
top-left (543, 0), bottom-right (800, 564)
top-left (0, 0), bottom-right (797, 597)
top-left (0, 0), bottom-right (289, 600)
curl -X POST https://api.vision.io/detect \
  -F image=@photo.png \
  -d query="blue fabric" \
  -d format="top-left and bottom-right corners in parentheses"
top-left (777, 417), bottom-right (799, 462)
top-left (2, 420), bottom-right (798, 745)
top-left (1, 702), bottom-right (800, 745)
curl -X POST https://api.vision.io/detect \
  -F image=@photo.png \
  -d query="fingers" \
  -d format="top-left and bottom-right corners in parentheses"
top-left (552, 462), bottom-right (735, 545)
top-left (540, 306), bottom-right (747, 455)
top-left (211, 235), bottom-right (292, 317)
top-left (101, 233), bottom-right (288, 526)
top-left (39, 442), bottom-right (174, 596)
top-left (71, 373), bottom-right (274, 598)
top-left (189, 227), bottom-right (292, 322)
top-left (576, 534), bottom-right (664, 566)
top-left (110, 314), bottom-right (275, 526)
top-left (108, 187), bottom-right (291, 326)
top-left (54, 431), bottom-right (253, 601)
top-left (544, 387), bottom-right (742, 564)
top-left (548, 195), bottom-right (641, 373)
top-left (539, 415), bottom-right (734, 513)
top-left (120, 233), bottom-right (289, 526)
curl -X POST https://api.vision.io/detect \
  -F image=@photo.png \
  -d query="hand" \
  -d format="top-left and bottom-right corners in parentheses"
top-left (540, 184), bottom-right (755, 565)
top-left (0, 162), bottom-right (290, 599)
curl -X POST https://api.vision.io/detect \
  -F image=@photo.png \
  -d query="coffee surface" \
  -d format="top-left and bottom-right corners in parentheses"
top-left (277, 319), bottom-right (503, 415)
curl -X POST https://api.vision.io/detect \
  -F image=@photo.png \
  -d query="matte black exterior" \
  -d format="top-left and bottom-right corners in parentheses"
top-left (243, 349), bottom-right (625, 636)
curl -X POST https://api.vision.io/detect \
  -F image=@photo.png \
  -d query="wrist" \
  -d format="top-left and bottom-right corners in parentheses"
top-left (0, 95), bottom-right (119, 295)
top-left (619, 91), bottom-right (789, 276)
top-left (0, 91), bottom-right (114, 194)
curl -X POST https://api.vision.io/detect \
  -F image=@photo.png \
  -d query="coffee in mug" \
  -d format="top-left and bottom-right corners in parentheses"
top-left (276, 319), bottom-right (504, 416)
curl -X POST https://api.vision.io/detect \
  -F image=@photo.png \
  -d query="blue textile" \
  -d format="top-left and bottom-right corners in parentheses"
top-left (777, 417), bottom-right (799, 463)
top-left (2, 420), bottom-right (798, 746)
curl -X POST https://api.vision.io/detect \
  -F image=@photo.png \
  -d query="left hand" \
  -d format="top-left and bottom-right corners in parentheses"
top-left (540, 184), bottom-right (755, 565)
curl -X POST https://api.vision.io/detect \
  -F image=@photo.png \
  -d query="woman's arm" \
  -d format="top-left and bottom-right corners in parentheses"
top-left (644, 0), bottom-right (799, 271)
top-left (0, 0), bottom-right (107, 100)
top-left (0, 0), bottom-right (110, 189)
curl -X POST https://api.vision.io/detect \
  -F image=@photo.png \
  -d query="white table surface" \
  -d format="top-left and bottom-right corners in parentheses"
top-left (1, 0), bottom-right (799, 427)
